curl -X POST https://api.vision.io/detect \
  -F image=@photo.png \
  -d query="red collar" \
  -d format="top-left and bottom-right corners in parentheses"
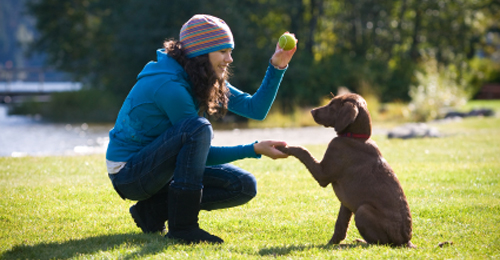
top-left (339, 132), bottom-right (370, 139)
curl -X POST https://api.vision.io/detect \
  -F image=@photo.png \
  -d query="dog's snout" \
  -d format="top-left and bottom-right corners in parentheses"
top-left (311, 108), bottom-right (317, 116)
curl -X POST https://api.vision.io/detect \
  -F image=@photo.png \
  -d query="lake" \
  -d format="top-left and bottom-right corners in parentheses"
top-left (0, 104), bottom-right (340, 157)
top-left (0, 105), bottom-right (111, 157)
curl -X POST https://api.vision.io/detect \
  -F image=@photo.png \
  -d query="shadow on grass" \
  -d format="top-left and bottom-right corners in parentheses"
top-left (259, 242), bottom-right (369, 256)
top-left (1, 233), bottom-right (172, 260)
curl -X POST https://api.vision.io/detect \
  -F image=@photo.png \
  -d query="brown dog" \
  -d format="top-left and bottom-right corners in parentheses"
top-left (277, 93), bottom-right (415, 248)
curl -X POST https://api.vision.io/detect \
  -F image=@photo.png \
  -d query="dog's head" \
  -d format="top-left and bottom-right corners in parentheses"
top-left (311, 93), bottom-right (372, 136)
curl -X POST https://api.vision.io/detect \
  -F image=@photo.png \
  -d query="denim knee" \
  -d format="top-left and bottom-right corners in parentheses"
top-left (240, 172), bottom-right (258, 199)
top-left (181, 116), bottom-right (213, 142)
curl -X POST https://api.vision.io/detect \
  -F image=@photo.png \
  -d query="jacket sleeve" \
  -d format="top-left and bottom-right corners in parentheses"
top-left (206, 142), bottom-right (261, 166)
top-left (227, 62), bottom-right (287, 121)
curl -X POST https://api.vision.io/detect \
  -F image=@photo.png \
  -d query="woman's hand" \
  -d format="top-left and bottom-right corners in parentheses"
top-left (254, 140), bottom-right (289, 159)
top-left (270, 32), bottom-right (298, 69)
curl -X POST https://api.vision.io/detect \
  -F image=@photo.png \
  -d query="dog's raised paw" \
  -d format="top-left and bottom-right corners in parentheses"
top-left (275, 146), bottom-right (289, 154)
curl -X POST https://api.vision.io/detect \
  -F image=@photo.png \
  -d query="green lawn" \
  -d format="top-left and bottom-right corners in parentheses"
top-left (1, 116), bottom-right (499, 259)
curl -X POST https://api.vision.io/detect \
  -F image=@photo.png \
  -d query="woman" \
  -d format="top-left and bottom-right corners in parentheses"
top-left (106, 14), bottom-right (297, 244)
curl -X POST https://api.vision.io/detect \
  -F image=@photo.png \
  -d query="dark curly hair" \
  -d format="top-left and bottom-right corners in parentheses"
top-left (164, 39), bottom-right (229, 119)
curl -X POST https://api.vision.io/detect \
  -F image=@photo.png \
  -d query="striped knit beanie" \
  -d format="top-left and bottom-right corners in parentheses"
top-left (180, 14), bottom-right (234, 58)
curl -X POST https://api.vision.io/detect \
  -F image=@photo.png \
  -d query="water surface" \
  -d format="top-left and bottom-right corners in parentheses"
top-left (0, 105), bottom-right (343, 157)
top-left (0, 105), bottom-right (110, 157)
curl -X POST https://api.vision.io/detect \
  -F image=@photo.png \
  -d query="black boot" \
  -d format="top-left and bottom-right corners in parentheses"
top-left (165, 187), bottom-right (223, 244)
top-left (130, 190), bottom-right (169, 233)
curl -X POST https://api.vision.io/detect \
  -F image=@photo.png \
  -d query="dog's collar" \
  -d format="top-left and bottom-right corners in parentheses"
top-left (339, 132), bottom-right (370, 139)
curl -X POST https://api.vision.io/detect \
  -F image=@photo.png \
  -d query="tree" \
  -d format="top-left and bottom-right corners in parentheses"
top-left (26, 0), bottom-right (500, 121)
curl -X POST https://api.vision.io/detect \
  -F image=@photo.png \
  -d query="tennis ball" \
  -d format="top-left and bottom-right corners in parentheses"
top-left (278, 33), bottom-right (296, 51)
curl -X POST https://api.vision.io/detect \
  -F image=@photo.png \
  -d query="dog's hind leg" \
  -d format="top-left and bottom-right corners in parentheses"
top-left (354, 204), bottom-right (390, 245)
top-left (328, 204), bottom-right (353, 244)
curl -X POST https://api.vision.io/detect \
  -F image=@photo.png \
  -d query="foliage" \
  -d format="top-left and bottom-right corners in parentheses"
top-left (466, 57), bottom-right (500, 96)
top-left (408, 53), bottom-right (470, 121)
top-left (23, 0), bottom-right (500, 119)
top-left (9, 89), bottom-right (121, 122)
top-left (1, 116), bottom-right (500, 259)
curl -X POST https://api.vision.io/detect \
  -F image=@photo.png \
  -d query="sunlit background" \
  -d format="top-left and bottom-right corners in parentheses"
top-left (1, 0), bottom-right (499, 156)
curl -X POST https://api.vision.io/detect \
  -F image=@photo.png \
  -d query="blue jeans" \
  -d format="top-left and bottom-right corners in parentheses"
top-left (108, 116), bottom-right (257, 211)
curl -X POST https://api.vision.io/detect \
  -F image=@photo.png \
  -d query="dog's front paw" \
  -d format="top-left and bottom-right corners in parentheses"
top-left (328, 238), bottom-right (342, 245)
top-left (328, 234), bottom-right (345, 245)
top-left (275, 145), bottom-right (290, 154)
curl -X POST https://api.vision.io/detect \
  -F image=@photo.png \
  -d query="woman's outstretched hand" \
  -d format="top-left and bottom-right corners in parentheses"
top-left (270, 32), bottom-right (298, 69)
top-left (254, 140), bottom-right (289, 159)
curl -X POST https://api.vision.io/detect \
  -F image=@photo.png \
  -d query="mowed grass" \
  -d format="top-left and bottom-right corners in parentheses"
top-left (1, 116), bottom-right (500, 259)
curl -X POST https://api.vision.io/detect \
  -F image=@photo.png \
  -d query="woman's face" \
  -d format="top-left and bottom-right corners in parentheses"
top-left (208, 48), bottom-right (233, 79)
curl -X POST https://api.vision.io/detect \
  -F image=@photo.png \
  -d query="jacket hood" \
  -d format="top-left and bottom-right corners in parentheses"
top-left (137, 49), bottom-right (188, 81)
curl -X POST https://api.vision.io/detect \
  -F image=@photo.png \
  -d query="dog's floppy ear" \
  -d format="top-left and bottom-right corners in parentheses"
top-left (334, 101), bottom-right (359, 133)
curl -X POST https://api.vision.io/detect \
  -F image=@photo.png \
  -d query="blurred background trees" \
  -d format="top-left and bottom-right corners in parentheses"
top-left (2, 0), bottom-right (499, 122)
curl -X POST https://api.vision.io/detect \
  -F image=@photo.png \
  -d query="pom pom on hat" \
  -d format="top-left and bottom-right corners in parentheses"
top-left (180, 14), bottom-right (234, 58)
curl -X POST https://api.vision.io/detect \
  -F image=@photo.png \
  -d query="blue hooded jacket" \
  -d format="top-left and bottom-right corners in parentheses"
top-left (106, 49), bottom-right (286, 165)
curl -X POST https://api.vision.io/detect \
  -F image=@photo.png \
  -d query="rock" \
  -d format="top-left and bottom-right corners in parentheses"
top-left (387, 123), bottom-right (440, 139)
top-left (444, 108), bottom-right (495, 119)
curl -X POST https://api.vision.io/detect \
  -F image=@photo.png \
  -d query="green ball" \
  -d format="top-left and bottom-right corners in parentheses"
top-left (278, 33), bottom-right (296, 51)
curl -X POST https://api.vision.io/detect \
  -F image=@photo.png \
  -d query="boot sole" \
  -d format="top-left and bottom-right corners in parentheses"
top-left (165, 229), bottom-right (224, 244)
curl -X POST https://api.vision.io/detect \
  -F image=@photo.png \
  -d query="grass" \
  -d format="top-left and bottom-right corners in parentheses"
top-left (1, 108), bottom-right (500, 259)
